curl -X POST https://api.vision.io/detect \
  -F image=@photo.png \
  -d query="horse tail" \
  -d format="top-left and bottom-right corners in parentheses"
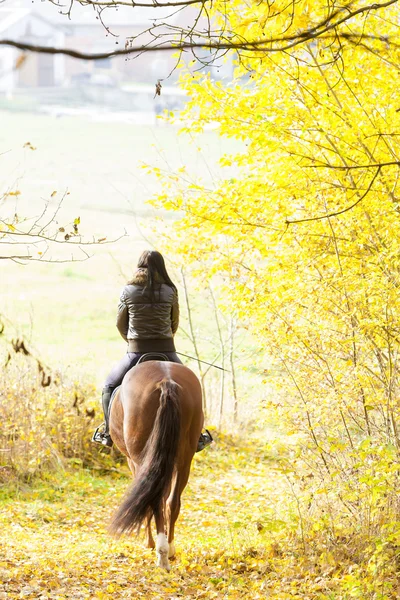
top-left (110, 379), bottom-right (181, 536)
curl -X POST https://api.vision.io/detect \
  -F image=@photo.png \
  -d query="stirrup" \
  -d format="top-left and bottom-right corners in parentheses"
top-left (92, 423), bottom-right (113, 447)
top-left (196, 429), bottom-right (213, 453)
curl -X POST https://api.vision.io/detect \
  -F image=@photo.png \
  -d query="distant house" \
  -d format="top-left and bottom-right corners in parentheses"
top-left (0, 0), bottom-right (233, 101)
top-left (0, 8), bottom-right (66, 90)
top-left (0, 0), bottom-right (190, 92)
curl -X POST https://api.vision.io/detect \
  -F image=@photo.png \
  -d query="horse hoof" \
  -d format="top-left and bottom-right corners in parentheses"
top-left (156, 534), bottom-right (170, 570)
top-left (157, 553), bottom-right (170, 571)
top-left (168, 541), bottom-right (176, 559)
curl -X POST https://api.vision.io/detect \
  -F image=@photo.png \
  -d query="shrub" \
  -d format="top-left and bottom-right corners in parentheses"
top-left (0, 357), bottom-right (113, 480)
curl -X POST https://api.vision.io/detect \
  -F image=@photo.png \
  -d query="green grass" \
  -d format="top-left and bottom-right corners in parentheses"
top-left (0, 111), bottom-right (243, 382)
top-left (0, 110), bottom-right (238, 215)
top-left (0, 110), bottom-right (266, 428)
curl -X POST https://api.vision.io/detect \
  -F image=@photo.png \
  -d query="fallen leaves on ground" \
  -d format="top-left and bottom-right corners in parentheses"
top-left (0, 435), bottom-right (395, 599)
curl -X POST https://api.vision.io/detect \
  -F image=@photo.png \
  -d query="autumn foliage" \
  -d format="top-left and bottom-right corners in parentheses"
top-left (3, 1), bottom-right (400, 597)
top-left (150, 0), bottom-right (400, 594)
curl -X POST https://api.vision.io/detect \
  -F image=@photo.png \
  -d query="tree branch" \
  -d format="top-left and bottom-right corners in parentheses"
top-left (0, 0), bottom-right (398, 60)
top-left (73, 0), bottom-right (205, 5)
top-left (286, 166), bottom-right (382, 224)
top-left (306, 160), bottom-right (400, 170)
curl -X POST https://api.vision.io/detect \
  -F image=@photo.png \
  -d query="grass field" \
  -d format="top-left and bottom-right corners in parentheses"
top-left (0, 110), bottom-right (234, 215)
top-left (0, 110), bottom-right (243, 385)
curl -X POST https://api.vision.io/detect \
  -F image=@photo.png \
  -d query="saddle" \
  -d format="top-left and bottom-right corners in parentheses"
top-left (136, 352), bottom-right (170, 364)
top-left (108, 353), bottom-right (170, 418)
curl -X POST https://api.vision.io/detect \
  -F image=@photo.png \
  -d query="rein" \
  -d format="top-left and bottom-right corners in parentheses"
top-left (176, 352), bottom-right (230, 372)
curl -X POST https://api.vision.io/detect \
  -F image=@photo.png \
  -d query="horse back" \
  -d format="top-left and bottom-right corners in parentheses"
top-left (110, 361), bottom-right (204, 460)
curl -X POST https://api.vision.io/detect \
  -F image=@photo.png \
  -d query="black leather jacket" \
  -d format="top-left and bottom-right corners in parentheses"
top-left (116, 268), bottom-right (179, 352)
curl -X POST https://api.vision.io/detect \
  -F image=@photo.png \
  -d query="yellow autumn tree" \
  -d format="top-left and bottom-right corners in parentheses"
top-left (153, 0), bottom-right (400, 573)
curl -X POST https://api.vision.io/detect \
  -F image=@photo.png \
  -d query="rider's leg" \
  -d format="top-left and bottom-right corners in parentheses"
top-left (92, 352), bottom-right (142, 447)
top-left (164, 352), bottom-right (213, 452)
top-left (101, 386), bottom-right (114, 443)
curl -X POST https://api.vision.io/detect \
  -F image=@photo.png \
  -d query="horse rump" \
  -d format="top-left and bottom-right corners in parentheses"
top-left (109, 379), bottom-right (181, 536)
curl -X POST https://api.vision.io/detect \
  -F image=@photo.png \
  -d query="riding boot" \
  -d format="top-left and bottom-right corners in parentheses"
top-left (102, 387), bottom-right (113, 443)
top-left (92, 387), bottom-right (114, 447)
top-left (196, 429), bottom-right (213, 452)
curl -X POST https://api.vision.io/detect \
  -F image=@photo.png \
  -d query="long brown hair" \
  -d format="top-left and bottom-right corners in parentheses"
top-left (131, 250), bottom-right (177, 299)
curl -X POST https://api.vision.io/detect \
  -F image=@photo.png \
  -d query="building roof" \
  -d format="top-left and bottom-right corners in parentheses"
top-left (0, 0), bottom-right (180, 28)
top-left (0, 8), bottom-right (30, 33)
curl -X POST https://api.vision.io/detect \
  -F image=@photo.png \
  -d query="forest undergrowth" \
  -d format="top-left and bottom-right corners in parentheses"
top-left (1, 363), bottom-right (400, 599)
top-left (1, 433), bottom-right (393, 600)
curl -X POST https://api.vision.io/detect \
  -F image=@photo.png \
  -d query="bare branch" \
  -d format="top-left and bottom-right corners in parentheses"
top-left (74, 0), bottom-right (206, 5)
top-left (306, 160), bottom-right (400, 170)
top-left (1, 225), bottom-right (125, 246)
top-left (0, 0), bottom-right (398, 60)
top-left (0, 254), bottom-right (90, 263)
top-left (0, 188), bottom-right (126, 262)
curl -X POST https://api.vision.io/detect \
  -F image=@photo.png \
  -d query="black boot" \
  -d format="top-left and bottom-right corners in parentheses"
top-left (196, 429), bottom-right (213, 452)
top-left (92, 387), bottom-right (114, 447)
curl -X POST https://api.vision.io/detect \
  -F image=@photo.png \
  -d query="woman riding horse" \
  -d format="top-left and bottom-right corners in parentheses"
top-left (92, 249), bottom-right (212, 452)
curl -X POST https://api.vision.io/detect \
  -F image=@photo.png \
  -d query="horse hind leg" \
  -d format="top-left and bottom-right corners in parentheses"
top-left (127, 457), bottom-right (155, 549)
top-left (166, 462), bottom-right (191, 560)
top-left (127, 458), bottom-right (154, 548)
top-left (154, 506), bottom-right (170, 571)
top-left (146, 513), bottom-right (155, 549)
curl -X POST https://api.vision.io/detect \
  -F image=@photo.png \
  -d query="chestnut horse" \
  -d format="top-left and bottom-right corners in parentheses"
top-left (108, 360), bottom-right (203, 571)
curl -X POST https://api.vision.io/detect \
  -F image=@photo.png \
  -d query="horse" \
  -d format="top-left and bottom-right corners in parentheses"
top-left (108, 359), bottom-right (204, 571)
